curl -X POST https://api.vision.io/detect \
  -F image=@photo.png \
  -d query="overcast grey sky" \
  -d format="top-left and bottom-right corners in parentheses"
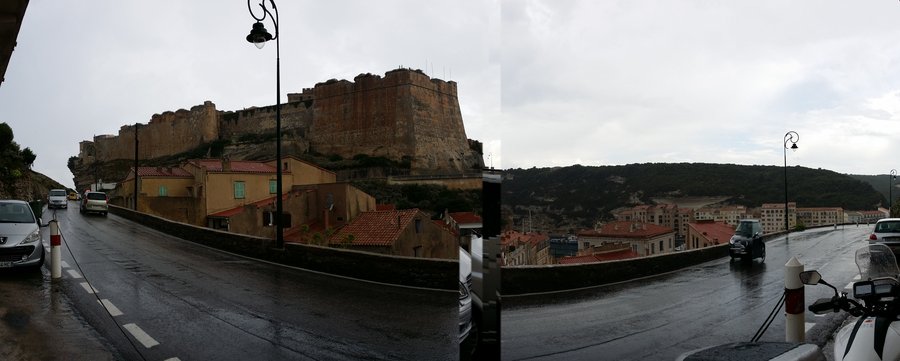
top-left (4, 1), bottom-right (900, 190)
top-left (0, 0), bottom-right (500, 189)
top-left (502, 1), bottom-right (900, 176)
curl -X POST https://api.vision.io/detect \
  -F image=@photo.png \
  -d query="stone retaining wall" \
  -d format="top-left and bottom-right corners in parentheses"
top-left (109, 205), bottom-right (456, 290)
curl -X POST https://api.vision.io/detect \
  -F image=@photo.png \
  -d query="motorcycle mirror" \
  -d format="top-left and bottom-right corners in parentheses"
top-left (799, 270), bottom-right (822, 285)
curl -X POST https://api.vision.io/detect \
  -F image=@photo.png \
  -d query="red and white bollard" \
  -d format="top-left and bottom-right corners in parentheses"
top-left (784, 256), bottom-right (805, 342)
top-left (49, 219), bottom-right (61, 279)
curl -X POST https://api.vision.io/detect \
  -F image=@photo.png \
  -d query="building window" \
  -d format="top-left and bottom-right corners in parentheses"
top-left (234, 181), bottom-right (245, 199)
top-left (158, 185), bottom-right (168, 197)
top-left (269, 180), bottom-right (277, 194)
top-left (413, 246), bottom-right (423, 257)
top-left (659, 240), bottom-right (664, 252)
top-left (415, 219), bottom-right (422, 233)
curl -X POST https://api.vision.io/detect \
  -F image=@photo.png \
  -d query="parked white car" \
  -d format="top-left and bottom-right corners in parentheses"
top-left (0, 200), bottom-right (45, 270)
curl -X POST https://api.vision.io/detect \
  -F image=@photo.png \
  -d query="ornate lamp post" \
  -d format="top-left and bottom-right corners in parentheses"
top-left (891, 169), bottom-right (897, 217)
top-left (784, 131), bottom-right (799, 234)
top-left (246, 0), bottom-right (283, 248)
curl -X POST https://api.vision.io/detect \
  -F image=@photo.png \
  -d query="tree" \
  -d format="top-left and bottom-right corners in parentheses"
top-left (20, 148), bottom-right (36, 168)
top-left (0, 123), bottom-right (12, 148)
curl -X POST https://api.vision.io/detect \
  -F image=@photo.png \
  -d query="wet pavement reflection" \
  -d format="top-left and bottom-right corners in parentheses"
top-left (0, 260), bottom-right (119, 361)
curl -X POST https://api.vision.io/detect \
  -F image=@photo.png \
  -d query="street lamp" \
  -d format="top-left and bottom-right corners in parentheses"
top-left (784, 131), bottom-right (799, 234)
top-left (246, 0), bottom-right (283, 248)
top-left (891, 169), bottom-right (897, 217)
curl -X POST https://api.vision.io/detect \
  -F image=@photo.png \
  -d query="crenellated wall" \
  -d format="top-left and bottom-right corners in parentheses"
top-left (88, 101), bottom-right (219, 162)
top-left (308, 69), bottom-right (477, 175)
top-left (75, 68), bottom-right (481, 182)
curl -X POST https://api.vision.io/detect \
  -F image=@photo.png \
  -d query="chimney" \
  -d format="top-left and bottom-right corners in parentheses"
top-left (222, 157), bottom-right (231, 171)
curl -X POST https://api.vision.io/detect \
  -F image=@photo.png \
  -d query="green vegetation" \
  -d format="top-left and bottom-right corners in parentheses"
top-left (504, 163), bottom-right (886, 229)
top-left (0, 123), bottom-right (37, 185)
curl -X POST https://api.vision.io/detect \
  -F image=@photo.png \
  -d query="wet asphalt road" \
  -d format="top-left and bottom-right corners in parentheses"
top-left (2, 205), bottom-right (457, 360)
top-left (502, 225), bottom-right (873, 361)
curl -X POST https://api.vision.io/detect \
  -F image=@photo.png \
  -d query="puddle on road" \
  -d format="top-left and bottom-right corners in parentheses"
top-left (0, 268), bottom-right (118, 360)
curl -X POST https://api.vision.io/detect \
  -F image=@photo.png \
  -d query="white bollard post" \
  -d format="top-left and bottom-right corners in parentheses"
top-left (784, 257), bottom-right (804, 342)
top-left (49, 219), bottom-right (61, 279)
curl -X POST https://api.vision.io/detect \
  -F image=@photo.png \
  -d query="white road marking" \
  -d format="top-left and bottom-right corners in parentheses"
top-left (164, 358), bottom-right (181, 361)
top-left (845, 282), bottom-right (854, 291)
top-left (79, 282), bottom-right (98, 294)
top-left (60, 261), bottom-right (70, 268)
top-left (805, 322), bottom-right (815, 333)
top-left (123, 323), bottom-right (159, 348)
top-left (66, 269), bottom-right (82, 279)
top-left (853, 274), bottom-right (861, 280)
top-left (98, 299), bottom-right (123, 317)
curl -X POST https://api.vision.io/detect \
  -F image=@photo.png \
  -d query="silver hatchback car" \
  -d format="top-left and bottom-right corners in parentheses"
top-left (0, 200), bottom-right (45, 270)
top-left (80, 191), bottom-right (109, 216)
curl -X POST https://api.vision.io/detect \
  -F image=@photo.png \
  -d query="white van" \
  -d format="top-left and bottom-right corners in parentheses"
top-left (47, 189), bottom-right (68, 209)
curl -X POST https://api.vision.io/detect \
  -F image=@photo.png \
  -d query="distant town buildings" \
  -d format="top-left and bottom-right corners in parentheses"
top-left (760, 202), bottom-right (797, 234)
top-left (501, 230), bottom-right (551, 266)
top-left (507, 201), bottom-right (888, 266)
top-left (578, 221), bottom-right (676, 257)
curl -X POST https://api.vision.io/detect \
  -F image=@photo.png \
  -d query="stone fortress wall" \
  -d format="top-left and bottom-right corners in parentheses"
top-left (76, 68), bottom-right (480, 176)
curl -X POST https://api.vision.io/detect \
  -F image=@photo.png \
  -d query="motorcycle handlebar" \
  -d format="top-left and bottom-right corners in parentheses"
top-left (809, 297), bottom-right (837, 314)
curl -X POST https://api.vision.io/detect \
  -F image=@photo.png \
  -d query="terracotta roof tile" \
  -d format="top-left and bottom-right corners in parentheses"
top-left (189, 159), bottom-right (285, 174)
top-left (136, 167), bottom-right (193, 177)
top-left (688, 221), bottom-right (735, 246)
top-left (328, 209), bottom-right (422, 246)
top-left (449, 212), bottom-right (482, 225)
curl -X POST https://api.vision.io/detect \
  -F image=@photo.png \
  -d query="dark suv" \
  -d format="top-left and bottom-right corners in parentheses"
top-left (729, 219), bottom-right (765, 263)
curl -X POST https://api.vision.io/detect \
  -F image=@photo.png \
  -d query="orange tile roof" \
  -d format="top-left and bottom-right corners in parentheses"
top-left (328, 209), bottom-right (422, 246)
top-left (188, 159), bottom-right (285, 174)
top-left (688, 221), bottom-right (735, 245)
top-left (449, 212), bottom-right (482, 225)
top-left (136, 166), bottom-right (193, 177)
top-left (558, 255), bottom-right (602, 265)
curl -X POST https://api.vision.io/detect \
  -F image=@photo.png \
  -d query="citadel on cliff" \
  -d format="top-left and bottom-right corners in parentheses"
top-left (72, 68), bottom-right (483, 190)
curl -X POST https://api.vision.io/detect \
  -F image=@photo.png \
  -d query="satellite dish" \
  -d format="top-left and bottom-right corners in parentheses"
top-left (326, 193), bottom-right (334, 211)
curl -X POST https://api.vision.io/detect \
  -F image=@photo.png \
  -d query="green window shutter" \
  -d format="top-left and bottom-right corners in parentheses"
top-left (159, 185), bottom-right (168, 197)
top-left (234, 181), bottom-right (245, 199)
top-left (269, 180), bottom-right (277, 194)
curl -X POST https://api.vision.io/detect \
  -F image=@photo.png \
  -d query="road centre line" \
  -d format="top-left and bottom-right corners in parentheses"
top-left (67, 269), bottom-right (82, 279)
top-left (61, 261), bottom-right (70, 268)
top-left (164, 358), bottom-right (181, 361)
top-left (123, 323), bottom-right (159, 348)
top-left (805, 322), bottom-right (815, 333)
top-left (98, 299), bottom-right (123, 317)
top-left (80, 282), bottom-right (98, 294)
